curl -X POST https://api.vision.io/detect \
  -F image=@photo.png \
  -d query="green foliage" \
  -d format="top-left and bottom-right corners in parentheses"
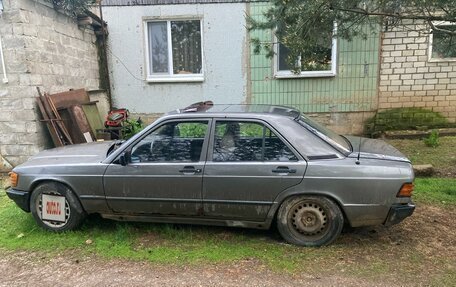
top-left (365, 108), bottom-right (449, 135)
top-left (122, 118), bottom-right (144, 140)
top-left (178, 122), bottom-right (207, 138)
top-left (248, 0), bottom-right (456, 73)
top-left (424, 130), bottom-right (440, 148)
top-left (50, 0), bottom-right (95, 16)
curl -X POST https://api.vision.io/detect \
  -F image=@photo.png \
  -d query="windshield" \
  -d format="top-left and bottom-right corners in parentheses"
top-left (298, 115), bottom-right (351, 154)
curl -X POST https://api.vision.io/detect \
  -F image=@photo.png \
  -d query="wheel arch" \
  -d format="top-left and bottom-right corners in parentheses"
top-left (269, 191), bottom-right (352, 227)
top-left (29, 178), bottom-right (86, 214)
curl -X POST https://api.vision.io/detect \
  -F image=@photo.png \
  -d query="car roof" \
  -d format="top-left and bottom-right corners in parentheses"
top-left (166, 103), bottom-right (301, 119)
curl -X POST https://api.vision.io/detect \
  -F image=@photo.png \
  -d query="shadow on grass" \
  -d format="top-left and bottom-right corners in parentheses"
top-left (81, 213), bottom-right (283, 244)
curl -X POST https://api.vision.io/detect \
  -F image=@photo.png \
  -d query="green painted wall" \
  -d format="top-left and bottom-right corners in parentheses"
top-left (249, 2), bottom-right (380, 113)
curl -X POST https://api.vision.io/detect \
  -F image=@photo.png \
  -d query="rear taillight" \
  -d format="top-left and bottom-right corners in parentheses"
top-left (397, 183), bottom-right (414, 197)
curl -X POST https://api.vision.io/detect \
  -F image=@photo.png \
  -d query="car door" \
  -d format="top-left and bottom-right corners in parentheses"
top-left (202, 119), bottom-right (307, 221)
top-left (103, 119), bottom-right (210, 216)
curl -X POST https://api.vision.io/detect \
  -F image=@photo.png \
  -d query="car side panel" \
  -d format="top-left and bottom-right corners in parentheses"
top-left (268, 157), bottom-right (414, 227)
top-left (203, 161), bottom-right (307, 220)
top-left (13, 164), bottom-right (111, 214)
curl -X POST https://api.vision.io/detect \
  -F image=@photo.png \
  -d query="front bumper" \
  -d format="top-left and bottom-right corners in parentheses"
top-left (384, 203), bottom-right (415, 226)
top-left (6, 188), bottom-right (31, 212)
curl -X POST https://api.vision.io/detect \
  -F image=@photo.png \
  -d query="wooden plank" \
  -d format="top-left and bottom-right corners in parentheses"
top-left (36, 97), bottom-right (63, 147)
top-left (48, 89), bottom-right (90, 110)
top-left (67, 105), bottom-right (94, 143)
top-left (81, 103), bottom-right (104, 138)
top-left (45, 94), bottom-right (74, 145)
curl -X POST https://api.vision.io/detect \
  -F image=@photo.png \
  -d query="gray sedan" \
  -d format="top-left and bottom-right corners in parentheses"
top-left (7, 104), bottom-right (415, 246)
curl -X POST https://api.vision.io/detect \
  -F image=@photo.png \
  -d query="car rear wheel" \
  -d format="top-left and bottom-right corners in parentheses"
top-left (277, 196), bottom-right (343, 247)
top-left (30, 182), bottom-right (86, 232)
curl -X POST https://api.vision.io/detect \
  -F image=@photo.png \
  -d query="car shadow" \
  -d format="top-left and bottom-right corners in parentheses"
top-left (80, 214), bottom-right (404, 247)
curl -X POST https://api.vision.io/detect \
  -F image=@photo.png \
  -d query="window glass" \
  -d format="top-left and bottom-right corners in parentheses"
top-left (131, 121), bottom-right (207, 163)
top-left (298, 115), bottom-right (351, 153)
top-left (431, 24), bottom-right (456, 59)
top-left (278, 42), bottom-right (332, 72)
top-left (147, 20), bottom-right (202, 77)
top-left (148, 21), bottom-right (169, 73)
top-left (171, 20), bottom-right (202, 74)
top-left (276, 22), bottom-right (336, 75)
top-left (213, 121), bottom-right (297, 162)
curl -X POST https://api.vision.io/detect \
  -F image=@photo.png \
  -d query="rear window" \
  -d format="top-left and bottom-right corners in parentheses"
top-left (298, 115), bottom-right (351, 154)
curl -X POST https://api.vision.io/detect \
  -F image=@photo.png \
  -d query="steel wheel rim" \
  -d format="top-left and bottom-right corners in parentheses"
top-left (288, 201), bottom-right (330, 240)
top-left (37, 192), bottom-right (70, 228)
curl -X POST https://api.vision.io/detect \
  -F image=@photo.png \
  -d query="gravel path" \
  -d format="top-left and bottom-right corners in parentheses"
top-left (0, 251), bottom-right (390, 287)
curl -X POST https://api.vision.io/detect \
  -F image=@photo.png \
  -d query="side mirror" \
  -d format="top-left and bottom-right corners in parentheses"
top-left (119, 151), bottom-right (130, 166)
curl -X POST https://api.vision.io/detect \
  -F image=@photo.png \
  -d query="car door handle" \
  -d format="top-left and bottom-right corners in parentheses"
top-left (272, 167), bottom-right (297, 174)
top-left (179, 166), bottom-right (202, 174)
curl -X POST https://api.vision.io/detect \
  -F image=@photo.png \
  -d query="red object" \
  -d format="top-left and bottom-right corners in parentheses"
top-left (105, 108), bottom-right (129, 127)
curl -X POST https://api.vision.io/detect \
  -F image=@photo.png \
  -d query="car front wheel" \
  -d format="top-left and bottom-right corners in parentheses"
top-left (277, 196), bottom-right (344, 247)
top-left (30, 182), bottom-right (86, 232)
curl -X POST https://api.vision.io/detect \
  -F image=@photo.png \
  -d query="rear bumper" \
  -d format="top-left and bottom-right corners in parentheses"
top-left (384, 203), bottom-right (415, 226)
top-left (6, 188), bottom-right (30, 212)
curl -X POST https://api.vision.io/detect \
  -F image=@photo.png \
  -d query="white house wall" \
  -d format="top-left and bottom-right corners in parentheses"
top-left (103, 4), bottom-right (248, 115)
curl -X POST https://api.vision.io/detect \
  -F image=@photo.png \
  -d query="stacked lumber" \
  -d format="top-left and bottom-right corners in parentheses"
top-left (36, 88), bottom-right (104, 147)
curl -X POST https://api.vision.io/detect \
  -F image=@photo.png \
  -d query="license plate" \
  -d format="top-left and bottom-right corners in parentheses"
top-left (41, 194), bottom-right (66, 222)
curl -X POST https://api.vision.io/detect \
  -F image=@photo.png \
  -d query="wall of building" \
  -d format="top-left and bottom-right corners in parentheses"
top-left (248, 2), bottom-right (381, 134)
top-left (0, 0), bottom-right (101, 166)
top-left (102, 3), bottom-right (248, 115)
top-left (378, 20), bottom-right (456, 123)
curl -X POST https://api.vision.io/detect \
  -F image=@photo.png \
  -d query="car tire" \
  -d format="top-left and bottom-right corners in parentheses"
top-left (276, 196), bottom-right (344, 247)
top-left (30, 182), bottom-right (86, 232)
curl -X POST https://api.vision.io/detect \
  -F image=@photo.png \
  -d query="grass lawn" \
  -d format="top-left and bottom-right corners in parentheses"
top-left (0, 176), bottom-right (455, 285)
top-left (388, 136), bottom-right (456, 177)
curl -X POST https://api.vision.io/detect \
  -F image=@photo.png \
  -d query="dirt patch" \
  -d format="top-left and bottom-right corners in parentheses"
top-left (0, 251), bottom-right (391, 287)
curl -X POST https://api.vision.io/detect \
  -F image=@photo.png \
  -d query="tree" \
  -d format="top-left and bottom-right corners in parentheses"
top-left (50, 0), bottom-right (96, 16)
top-left (248, 0), bottom-right (456, 72)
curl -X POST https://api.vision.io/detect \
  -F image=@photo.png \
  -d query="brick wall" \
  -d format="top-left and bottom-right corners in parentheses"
top-left (378, 20), bottom-right (456, 123)
top-left (0, 0), bottom-right (101, 166)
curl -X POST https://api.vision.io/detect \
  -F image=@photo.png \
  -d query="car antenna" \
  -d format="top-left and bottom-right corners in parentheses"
top-left (356, 138), bottom-right (362, 165)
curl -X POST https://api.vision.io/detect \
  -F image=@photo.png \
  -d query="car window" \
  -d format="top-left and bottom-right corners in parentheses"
top-left (131, 121), bottom-right (208, 163)
top-left (213, 121), bottom-right (298, 162)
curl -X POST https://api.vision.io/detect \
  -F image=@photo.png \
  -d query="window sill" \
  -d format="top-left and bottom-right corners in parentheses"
top-left (275, 71), bottom-right (336, 79)
top-left (146, 75), bottom-right (204, 83)
top-left (428, 57), bottom-right (456, 63)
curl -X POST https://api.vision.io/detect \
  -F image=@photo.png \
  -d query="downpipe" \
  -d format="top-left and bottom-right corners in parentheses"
top-left (0, 35), bottom-right (8, 84)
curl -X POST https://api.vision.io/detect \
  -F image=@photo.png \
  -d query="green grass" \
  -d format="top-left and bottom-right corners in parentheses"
top-left (413, 178), bottom-right (456, 205)
top-left (388, 136), bottom-right (456, 176)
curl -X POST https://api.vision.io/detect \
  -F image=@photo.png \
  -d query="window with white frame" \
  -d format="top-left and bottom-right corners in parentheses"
top-left (429, 22), bottom-right (456, 61)
top-left (275, 24), bottom-right (337, 78)
top-left (146, 19), bottom-right (203, 82)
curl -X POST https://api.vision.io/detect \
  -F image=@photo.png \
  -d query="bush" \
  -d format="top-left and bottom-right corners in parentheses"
top-left (424, 130), bottom-right (440, 148)
top-left (365, 108), bottom-right (449, 136)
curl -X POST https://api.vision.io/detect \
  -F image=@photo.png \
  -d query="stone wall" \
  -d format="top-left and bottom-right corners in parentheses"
top-left (0, 0), bottom-right (101, 166)
top-left (378, 21), bottom-right (456, 123)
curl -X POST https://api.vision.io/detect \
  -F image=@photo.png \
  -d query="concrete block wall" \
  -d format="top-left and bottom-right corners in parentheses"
top-left (378, 20), bottom-right (456, 123)
top-left (0, 0), bottom-right (101, 166)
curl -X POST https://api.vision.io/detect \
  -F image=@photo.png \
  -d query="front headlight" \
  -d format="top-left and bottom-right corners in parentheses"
top-left (8, 171), bottom-right (18, 187)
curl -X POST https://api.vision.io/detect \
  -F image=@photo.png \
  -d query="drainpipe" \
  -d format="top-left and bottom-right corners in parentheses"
top-left (99, 1), bottom-right (112, 110)
top-left (0, 35), bottom-right (8, 84)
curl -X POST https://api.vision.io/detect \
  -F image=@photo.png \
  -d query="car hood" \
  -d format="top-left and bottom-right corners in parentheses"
top-left (18, 141), bottom-right (114, 167)
top-left (345, 136), bottom-right (410, 163)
